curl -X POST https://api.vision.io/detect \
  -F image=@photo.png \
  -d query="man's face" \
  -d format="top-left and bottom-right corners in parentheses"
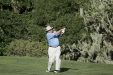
top-left (48, 29), bottom-right (53, 33)
top-left (51, 29), bottom-right (54, 33)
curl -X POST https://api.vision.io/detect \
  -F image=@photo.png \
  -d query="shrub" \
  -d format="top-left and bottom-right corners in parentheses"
top-left (0, 42), bottom-right (7, 56)
top-left (6, 39), bottom-right (48, 57)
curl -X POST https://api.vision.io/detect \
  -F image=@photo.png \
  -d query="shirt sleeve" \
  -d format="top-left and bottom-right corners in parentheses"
top-left (47, 33), bottom-right (59, 40)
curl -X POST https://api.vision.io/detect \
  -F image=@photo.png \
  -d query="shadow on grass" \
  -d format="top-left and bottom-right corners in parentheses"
top-left (60, 68), bottom-right (71, 72)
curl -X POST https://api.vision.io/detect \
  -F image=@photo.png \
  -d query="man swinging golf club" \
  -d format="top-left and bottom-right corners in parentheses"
top-left (46, 25), bottom-right (65, 73)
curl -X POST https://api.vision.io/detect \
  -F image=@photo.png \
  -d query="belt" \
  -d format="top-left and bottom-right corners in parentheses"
top-left (49, 46), bottom-right (59, 48)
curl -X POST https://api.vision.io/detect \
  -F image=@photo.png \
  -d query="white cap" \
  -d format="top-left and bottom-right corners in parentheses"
top-left (46, 26), bottom-right (53, 31)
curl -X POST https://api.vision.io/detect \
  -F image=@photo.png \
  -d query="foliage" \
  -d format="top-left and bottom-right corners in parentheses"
top-left (0, 0), bottom-right (113, 64)
top-left (61, 0), bottom-right (113, 64)
top-left (0, 0), bottom-right (86, 56)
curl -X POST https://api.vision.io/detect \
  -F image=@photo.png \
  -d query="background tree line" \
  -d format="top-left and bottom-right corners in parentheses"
top-left (0, 0), bottom-right (113, 64)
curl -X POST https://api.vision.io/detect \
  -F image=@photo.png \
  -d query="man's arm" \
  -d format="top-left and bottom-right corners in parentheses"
top-left (55, 29), bottom-right (62, 35)
top-left (55, 28), bottom-right (66, 35)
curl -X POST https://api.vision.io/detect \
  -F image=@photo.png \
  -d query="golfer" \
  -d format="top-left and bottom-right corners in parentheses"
top-left (46, 25), bottom-right (65, 73)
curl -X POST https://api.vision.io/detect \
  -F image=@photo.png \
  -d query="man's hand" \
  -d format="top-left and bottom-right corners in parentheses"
top-left (61, 28), bottom-right (66, 34)
top-left (54, 27), bottom-right (66, 35)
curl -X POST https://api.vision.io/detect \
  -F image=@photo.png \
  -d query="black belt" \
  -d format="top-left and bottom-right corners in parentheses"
top-left (49, 46), bottom-right (59, 48)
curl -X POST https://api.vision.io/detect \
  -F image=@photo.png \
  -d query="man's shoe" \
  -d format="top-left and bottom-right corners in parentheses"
top-left (46, 70), bottom-right (51, 72)
top-left (54, 70), bottom-right (60, 73)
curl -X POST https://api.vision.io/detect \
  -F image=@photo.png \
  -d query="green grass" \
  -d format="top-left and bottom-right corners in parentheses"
top-left (0, 56), bottom-right (113, 75)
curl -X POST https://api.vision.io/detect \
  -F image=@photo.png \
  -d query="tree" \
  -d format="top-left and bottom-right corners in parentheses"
top-left (62, 0), bottom-right (113, 64)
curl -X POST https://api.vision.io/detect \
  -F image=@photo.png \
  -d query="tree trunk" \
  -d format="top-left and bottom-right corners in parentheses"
top-left (0, 3), bottom-right (3, 11)
top-left (11, 0), bottom-right (19, 13)
top-left (80, 8), bottom-right (83, 17)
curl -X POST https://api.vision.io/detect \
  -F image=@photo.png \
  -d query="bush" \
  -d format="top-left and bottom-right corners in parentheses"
top-left (6, 39), bottom-right (48, 57)
top-left (0, 42), bottom-right (7, 56)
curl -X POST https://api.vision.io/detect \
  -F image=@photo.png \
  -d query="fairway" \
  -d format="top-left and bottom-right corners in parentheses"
top-left (0, 56), bottom-right (113, 75)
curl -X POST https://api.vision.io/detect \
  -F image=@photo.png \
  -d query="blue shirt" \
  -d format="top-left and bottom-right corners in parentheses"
top-left (46, 33), bottom-right (60, 47)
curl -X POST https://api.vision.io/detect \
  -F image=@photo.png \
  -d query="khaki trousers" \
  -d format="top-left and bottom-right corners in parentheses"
top-left (47, 46), bottom-right (61, 71)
